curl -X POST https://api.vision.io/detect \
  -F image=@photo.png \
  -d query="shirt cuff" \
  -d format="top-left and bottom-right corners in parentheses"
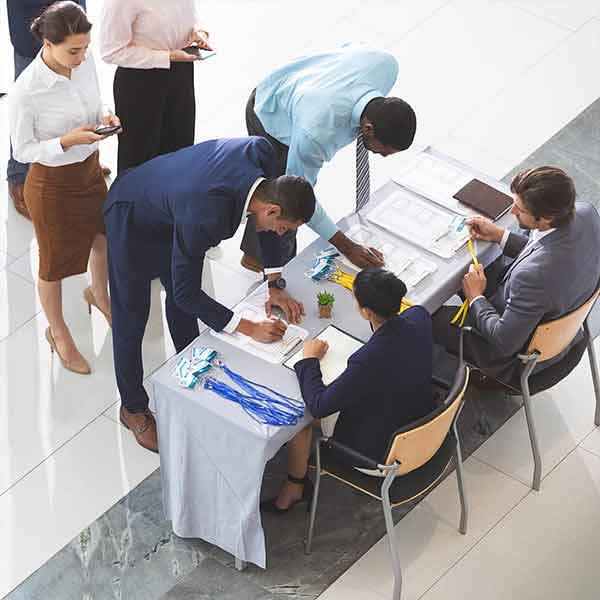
top-left (263, 267), bottom-right (283, 275)
top-left (469, 295), bottom-right (485, 308)
top-left (50, 136), bottom-right (66, 156)
top-left (222, 313), bottom-right (241, 334)
top-left (499, 229), bottom-right (510, 250)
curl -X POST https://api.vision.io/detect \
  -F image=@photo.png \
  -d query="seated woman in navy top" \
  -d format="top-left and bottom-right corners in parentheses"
top-left (262, 267), bottom-right (435, 513)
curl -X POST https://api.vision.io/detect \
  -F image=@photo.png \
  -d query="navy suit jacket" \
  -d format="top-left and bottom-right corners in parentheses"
top-left (8, 1), bottom-right (87, 58)
top-left (104, 137), bottom-right (282, 332)
top-left (294, 307), bottom-right (435, 462)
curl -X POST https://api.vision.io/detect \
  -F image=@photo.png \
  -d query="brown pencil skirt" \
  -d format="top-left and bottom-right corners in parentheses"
top-left (24, 151), bottom-right (107, 282)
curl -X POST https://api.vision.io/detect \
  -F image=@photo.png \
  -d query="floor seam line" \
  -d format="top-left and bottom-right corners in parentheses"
top-left (415, 489), bottom-right (533, 600)
top-left (0, 412), bottom-right (110, 500)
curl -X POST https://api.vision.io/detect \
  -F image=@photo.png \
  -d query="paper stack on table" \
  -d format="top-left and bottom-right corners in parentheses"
top-left (366, 190), bottom-right (469, 259)
top-left (342, 223), bottom-right (438, 288)
top-left (394, 152), bottom-right (473, 214)
top-left (211, 302), bottom-right (309, 364)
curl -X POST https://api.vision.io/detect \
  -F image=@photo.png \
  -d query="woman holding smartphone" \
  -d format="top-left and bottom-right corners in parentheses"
top-left (9, 1), bottom-right (120, 375)
top-left (99, 0), bottom-right (211, 173)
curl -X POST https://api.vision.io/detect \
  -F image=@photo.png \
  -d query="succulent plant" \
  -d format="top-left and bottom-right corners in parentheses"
top-left (317, 290), bottom-right (335, 306)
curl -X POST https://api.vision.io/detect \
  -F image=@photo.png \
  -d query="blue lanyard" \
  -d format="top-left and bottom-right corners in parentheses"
top-left (203, 362), bottom-right (304, 426)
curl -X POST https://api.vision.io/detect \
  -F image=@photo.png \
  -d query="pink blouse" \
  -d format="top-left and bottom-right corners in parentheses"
top-left (99, 0), bottom-right (204, 69)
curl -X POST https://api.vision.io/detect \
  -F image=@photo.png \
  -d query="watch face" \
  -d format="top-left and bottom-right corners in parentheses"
top-left (270, 277), bottom-right (286, 290)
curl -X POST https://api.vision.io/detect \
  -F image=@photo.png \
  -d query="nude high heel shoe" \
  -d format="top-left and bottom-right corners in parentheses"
top-left (45, 327), bottom-right (91, 375)
top-left (84, 287), bottom-right (112, 327)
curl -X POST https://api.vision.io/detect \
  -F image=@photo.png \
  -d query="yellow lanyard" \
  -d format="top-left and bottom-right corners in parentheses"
top-left (329, 267), bottom-right (414, 313)
top-left (451, 239), bottom-right (478, 327)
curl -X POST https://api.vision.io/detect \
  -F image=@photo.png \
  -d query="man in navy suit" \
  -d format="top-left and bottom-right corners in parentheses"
top-left (104, 137), bottom-right (316, 452)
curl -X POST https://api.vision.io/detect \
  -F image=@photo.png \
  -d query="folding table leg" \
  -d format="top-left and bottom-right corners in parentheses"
top-left (235, 557), bottom-right (247, 571)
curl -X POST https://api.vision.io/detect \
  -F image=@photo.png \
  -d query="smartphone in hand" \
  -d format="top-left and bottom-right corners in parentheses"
top-left (182, 45), bottom-right (216, 60)
top-left (94, 124), bottom-right (120, 136)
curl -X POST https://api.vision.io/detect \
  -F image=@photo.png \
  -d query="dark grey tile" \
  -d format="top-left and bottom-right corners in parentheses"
top-left (161, 559), bottom-right (278, 600)
top-left (8, 471), bottom-right (216, 600)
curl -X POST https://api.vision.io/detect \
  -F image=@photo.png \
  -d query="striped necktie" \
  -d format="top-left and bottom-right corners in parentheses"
top-left (355, 133), bottom-right (370, 212)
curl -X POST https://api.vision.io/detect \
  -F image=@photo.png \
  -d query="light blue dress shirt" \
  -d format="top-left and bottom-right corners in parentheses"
top-left (254, 43), bottom-right (399, 241)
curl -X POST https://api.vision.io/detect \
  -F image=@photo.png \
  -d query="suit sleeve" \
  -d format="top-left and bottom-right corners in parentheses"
top-left (470, 267), bottom-right (548, 357)
top-left (171, 209), bottom-right (234, 332)
top-left (294, 355), bottom-right (368, 418)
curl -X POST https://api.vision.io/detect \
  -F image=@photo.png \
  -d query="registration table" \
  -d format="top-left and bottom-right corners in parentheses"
top-left (151, 148), bottom-right (513, 569)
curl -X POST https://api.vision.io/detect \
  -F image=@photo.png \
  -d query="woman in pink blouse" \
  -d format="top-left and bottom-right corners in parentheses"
top-left (99, 0), bottom-right (211, 172)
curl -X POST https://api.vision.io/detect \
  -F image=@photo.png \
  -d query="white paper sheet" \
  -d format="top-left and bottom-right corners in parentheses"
top-left (283, 325), bottom-right (364, 383)
top-left (394, 153), bottom-right (473, 213)
top-left (211, 302), bottom-right (308, 364)
top-left (366, 190), bottom-right (469, 259)
top-left (341, 224), bottom-right (438, 289)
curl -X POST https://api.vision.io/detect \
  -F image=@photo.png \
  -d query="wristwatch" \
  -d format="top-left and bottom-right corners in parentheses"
top-left (267, 277), bottom-right (287, 290)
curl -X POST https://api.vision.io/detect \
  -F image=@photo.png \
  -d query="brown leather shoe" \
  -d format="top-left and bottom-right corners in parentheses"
top-left (241, 253), bottom-right (263, 273)
top-left (8, 182), bottom-right (30, 219)
top-left (120, 406), bottom-right (159, 454)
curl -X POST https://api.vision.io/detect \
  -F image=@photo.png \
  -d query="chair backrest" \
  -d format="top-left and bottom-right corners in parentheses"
top-left (526, 286), bottom-right (600, 363)
top-left (383, 366), bottom-right (470, 476)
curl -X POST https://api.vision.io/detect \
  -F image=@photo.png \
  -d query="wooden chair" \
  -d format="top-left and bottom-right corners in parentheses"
top-left (460, 285), bottom-right (600, 491)
top-left (304, 365), bottom-right (470, 600)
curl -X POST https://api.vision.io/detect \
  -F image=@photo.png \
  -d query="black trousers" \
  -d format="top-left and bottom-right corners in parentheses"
top-left (241, 90), bottom-right (297, 267)
top-left (114, 63), bottom-right (195, 173)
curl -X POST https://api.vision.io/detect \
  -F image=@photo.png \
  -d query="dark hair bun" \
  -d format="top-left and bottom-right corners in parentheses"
top-left (29, 1), bottom-right (92, 45)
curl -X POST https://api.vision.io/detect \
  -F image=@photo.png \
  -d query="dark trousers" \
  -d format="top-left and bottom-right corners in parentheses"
top-left (114, 63), bottom-right (195, 173)
top-left (241, 90), bottom-right (297, 267)
top-left (431, 256), bottom-right (513, 382)
top-left (106, 203), bottom-right (199, 413)
top-left (7, 52), bottom-right (33, 184)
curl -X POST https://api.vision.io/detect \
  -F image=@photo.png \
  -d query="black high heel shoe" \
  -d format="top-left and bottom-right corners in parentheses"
top-left (260, 474), bottom-right (314, 514)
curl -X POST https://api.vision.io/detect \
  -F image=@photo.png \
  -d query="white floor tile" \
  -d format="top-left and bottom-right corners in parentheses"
top-left (420, 448), bottom-right (600, 600)
top-left (0, 273), bottom-right (176, 495)
top-left (474, 354), bottom-right (599, 487)
top-left (0, 416), bottom-right (159, 599)
top-left (379, 0), bottom-right (570, 146)
top-left (317, 577), bottom-right (387, 600)
top-left (0, 269), bottom-right (38, 341)
top-left (0, 250), bottom-right (13, 269)
top-left (439, 19), bottom-right (600, 179)
top-left (331, 459), bottom-right (528, 600)
top-left (496, 0), bottom-right (600, 31)
top-left (581, 427), bottom-right (600, 458)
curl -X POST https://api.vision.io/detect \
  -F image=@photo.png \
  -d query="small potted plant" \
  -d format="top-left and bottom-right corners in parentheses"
top-left (317, 290), bottom-right (335, 319)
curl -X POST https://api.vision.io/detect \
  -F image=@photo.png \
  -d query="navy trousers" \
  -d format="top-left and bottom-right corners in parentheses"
top-left (106, 202), bottom-right (199, 413)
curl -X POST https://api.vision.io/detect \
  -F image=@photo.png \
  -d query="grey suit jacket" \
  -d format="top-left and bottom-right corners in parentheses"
top-left (468, 201), bottom-right (600, 383)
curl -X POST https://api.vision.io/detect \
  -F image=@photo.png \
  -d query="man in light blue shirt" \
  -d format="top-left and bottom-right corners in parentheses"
top-left (241, 43), bottom-right (417, 272)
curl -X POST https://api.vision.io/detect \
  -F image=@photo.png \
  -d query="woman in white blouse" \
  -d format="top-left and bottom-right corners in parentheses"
top-left (100, 0), bottom-right (211, 172)
top-left (9, 1), bottom-right (121, 375)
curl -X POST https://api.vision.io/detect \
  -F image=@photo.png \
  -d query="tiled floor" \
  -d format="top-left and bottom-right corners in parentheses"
top-left (1, 0), bottom-right (600, 599)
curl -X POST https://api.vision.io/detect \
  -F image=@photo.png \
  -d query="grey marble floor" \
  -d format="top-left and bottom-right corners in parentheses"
top-left (7, 97), bottom-right (600, 600)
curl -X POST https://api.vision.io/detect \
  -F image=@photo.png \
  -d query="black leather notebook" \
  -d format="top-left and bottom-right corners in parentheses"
top-left (453, 178), bottom-right (513, 221)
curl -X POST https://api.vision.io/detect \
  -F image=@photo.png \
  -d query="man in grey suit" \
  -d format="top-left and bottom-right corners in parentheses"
top-left (433, 166), bottom-right (600, 385)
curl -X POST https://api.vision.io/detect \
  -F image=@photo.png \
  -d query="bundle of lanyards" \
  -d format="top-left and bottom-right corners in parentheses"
top-left (306, 247), bottom-right (414, 314)
top-left (203, 360), bottom-right (304, 427)
top-left (451, 238), bottom-right (479, 327)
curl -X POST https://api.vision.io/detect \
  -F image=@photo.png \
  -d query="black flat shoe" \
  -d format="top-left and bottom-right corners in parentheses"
top-left (261, 474), bottom-right (314, 514)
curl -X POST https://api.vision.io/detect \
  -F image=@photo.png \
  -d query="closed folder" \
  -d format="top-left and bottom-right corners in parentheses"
top-left (453, 178), bottom-right (513, 221)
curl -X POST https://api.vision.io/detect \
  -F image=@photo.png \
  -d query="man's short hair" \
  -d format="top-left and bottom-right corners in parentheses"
top-left (363, 97), bottom-right (417, 150)
top-left (258, 176), bottom-right (316, 223)
top-left (510, 166), bottom-right (576, 228)
top-left (353, 267), bottom-right (407, 319)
